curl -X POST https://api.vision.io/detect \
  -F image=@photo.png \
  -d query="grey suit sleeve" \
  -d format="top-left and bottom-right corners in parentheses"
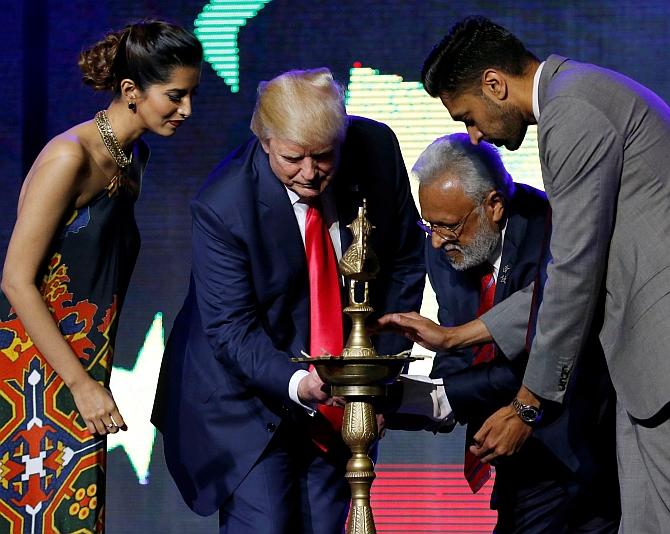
top-left (480, 283), bottom-right (534, 361)
top-left (524, 96), bottom-right (622, 402)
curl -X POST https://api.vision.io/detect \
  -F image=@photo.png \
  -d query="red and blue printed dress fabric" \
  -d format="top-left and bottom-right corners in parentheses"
top-left (0, 172), bottom-right (139, 534)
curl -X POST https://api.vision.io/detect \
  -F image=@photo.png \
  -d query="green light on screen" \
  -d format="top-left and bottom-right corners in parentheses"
top-left (195, 0), bottom-right (274, 93)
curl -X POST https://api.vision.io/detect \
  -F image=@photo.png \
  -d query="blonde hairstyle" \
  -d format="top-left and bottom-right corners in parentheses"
top-left (250, 68), bottom-right (348, 147)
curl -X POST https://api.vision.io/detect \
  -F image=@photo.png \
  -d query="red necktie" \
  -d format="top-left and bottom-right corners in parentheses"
top-left (471, 270), bottom-right (496, 365)
top-left (305, 200), bottom-right (344, 450)
top-left (464, 266), bottom-right (496, 492)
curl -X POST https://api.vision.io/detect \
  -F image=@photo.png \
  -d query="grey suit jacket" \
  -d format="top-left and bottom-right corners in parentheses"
top-left (525, 54), bottom-right (670, 419)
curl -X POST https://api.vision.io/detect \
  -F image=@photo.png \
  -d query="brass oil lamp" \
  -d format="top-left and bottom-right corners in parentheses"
top-left (294, 200), bottom-right (420, 534)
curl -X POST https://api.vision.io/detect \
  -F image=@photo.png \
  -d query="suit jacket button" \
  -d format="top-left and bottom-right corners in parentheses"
top-left (266, 422), bottom-right (276, 433)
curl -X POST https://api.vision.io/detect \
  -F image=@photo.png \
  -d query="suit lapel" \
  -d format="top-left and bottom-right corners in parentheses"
top-left (255, 147), bottom-right (304, 266)
top-left (494, 194), bottom-right (527, 305)
top-left (454, 266), bottom-right (484, 320)
top-left (254, 144), bottom-right (309, 349)
top-left (493, 224), bottom-right (526, 305)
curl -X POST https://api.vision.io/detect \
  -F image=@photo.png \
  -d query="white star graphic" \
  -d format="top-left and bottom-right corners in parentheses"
top-left (107, 312), bottom-right (164, 484)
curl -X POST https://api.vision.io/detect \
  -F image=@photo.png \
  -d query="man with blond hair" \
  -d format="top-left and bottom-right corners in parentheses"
top-left (153, 68), bottom-right (424, 533)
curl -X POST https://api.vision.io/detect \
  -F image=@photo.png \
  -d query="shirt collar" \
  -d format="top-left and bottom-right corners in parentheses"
top-left (532, 61), bottom-right (546, 122)
top-left (284, 185), bottom-right (336, 219)
top-left (285, 186), bottom-right (301, 206)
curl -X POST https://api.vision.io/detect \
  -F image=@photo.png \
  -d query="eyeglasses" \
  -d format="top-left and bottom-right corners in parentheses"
top-left (417, 203), bottom-right (481, 241)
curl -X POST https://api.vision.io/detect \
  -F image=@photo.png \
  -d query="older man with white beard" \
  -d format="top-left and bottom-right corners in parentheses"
top-left (379, 133), bottom-right (619, 532)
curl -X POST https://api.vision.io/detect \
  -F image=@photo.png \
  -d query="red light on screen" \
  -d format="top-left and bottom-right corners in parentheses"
top-left (371, 464), bottom-right (497, 532)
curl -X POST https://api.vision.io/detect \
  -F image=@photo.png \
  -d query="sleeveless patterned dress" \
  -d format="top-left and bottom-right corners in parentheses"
top-left (0, 145), bottom-right (145, 534)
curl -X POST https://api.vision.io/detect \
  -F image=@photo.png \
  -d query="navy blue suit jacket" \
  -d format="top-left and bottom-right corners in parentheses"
top-left (427, 184), bottom-right (616, 491)
top-left (152, 117), bottom-right (425, 516)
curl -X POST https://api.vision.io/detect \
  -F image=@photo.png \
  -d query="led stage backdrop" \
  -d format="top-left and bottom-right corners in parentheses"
top-left (3, 1), bottom-right (670, 532)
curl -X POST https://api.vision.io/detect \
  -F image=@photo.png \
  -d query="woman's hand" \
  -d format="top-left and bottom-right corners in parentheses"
top-left (69, 377), bottom-right (126, 435)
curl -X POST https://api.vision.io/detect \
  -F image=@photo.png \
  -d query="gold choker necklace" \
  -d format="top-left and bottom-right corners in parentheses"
top-left (94, 110), bottom-right (132, 169)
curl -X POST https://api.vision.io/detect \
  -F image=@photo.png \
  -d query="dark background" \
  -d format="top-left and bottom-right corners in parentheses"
top-left (2, 1), bottom-right (669, 531)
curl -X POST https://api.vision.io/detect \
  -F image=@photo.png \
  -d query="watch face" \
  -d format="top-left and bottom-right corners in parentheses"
top-left (519, 407), bottom-right (539, 422)
top-left (512, 398), bottom-right (543, 425)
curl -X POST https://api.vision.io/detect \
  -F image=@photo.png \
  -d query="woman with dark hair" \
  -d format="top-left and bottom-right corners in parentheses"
top-left (0, 20), bottom-right (202, 533)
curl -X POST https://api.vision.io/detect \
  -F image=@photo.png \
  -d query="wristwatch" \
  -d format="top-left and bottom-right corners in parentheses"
top-left (512, 397), bottom-right (543, 426)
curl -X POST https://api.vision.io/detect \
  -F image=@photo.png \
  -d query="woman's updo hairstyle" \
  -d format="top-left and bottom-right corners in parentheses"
top-left (79, 20), bottom-right (203, 94)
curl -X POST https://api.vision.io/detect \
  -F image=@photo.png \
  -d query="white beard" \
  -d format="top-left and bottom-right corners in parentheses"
top-left (444, 209), bottom-right (501, 271)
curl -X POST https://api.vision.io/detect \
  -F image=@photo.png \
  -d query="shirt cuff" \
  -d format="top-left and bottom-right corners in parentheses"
top-left (289, 369), bottom-right (316, 415)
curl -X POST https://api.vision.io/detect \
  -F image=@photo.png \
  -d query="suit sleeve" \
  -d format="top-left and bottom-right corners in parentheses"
top-left (524, 96), bottom-right (622, 402)
top-left (480, 283), bottom-right (534, 361)
top-left (190, 198), bottom-right (302, 403)
top-left (372, 126), bottom-right (426, 356)
top-left (442, 361), bottom-right (523, 425)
